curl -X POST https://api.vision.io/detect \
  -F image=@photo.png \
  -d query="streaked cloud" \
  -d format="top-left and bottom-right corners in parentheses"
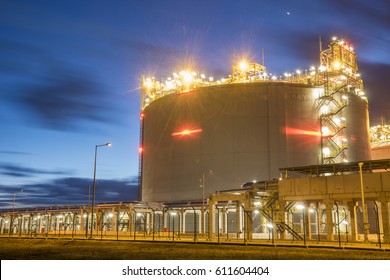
top-left (0, 176), bottom-right (138, 208)
top-left (0, 163), bottom-right (72, 178)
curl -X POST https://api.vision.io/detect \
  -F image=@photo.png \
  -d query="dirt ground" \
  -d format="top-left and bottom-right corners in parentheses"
top-left (1, 237), bottom-right (390, 260)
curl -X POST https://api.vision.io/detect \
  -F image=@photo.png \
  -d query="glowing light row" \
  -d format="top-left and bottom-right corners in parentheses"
top-left (142, 67), bottom-right (364, 109)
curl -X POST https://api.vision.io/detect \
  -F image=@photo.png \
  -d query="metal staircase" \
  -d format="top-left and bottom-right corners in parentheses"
top-left (315, 38), bottom-right (364, 164)
top-left (317, 75), bottom-right (349, 164)
top-left (250, 183), bottom-right (303, 240)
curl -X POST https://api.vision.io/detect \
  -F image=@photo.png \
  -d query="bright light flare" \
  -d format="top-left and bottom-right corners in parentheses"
top-left (323, 147), bottom-right (331, 157)
top-left (321, 105), bottom-right (329, 115)
top-left (172, 128), bottom-right (203, 137)
top-left (318, 65), bottom-right (327, 72)
top-left (253, 201), bottom-right (261, 207)
top-left (296, 204), bottom-right (305, 210)
top-left (333, 61), bottom-right (341, 70)
top-left (165, 80), bottom-right (175, 90)
top-left (180, 71), bottom-right (193, 83)
top-left (239, 61), bottom-right (248, 71)
top-left (321, 126), bottom-right (330, 136)
top-left (144, 78), bottom-right (153, 89)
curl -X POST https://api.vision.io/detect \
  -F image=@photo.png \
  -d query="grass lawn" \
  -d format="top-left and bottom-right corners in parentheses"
top-left (1, 238), bottom-right (390, 260)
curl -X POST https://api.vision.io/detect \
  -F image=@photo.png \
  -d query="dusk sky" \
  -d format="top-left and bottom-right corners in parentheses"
top-left (1, 0), bottom-right (389, 208)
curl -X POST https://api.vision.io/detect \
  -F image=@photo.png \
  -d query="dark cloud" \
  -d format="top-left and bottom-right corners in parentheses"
top-left (332, 0), bottom-right (390, 28)
top-left (17, 72), bottom-right (111, 130)
top-left (0, 163), bottom-right (72, 178)
top-left (0, 38), bottom-right (116, 131)
top-left (0, 177), bottom-right (139, 208)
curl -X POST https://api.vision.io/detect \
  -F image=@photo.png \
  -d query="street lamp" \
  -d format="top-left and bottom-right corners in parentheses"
top-left (90, 142), bottom-right (111, 238)
top-left (13, 189), bottom-right (24, 213)
top-left (358, 162), bottom-right (369, 242)
top-left (10, 189), bottom-right (23, 236)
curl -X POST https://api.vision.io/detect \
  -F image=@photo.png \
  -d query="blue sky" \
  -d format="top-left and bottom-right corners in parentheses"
top-left (1, 0), bottom-right (389, 208)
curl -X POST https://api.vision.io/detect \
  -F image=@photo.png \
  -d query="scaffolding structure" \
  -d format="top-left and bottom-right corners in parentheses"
top-left (371, 124), bottom-right (390, 148)
top-left (231, 61), bottom-right (267, 82)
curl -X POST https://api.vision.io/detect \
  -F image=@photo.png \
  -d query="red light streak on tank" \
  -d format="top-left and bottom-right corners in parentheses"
top-left (138, 146), bottom-right (143, 153)
top-left (172, 128), bottom-right (203, 136)
top-left (284, 127), bottom-right (321, 137)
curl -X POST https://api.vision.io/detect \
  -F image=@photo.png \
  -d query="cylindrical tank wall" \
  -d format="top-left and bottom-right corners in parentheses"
top-left (141, 82), bottom-right (370, 202)
top-left (344, 94), bottom-right (371, 161)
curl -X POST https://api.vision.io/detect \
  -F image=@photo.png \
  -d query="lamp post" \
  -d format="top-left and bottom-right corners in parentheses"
top-left (358, 162), bottom-right (369, 242)
top-left (11, 189), bottom-right (23, 236)
top-left (13, 189), bottom-right (23, 213)
top-left (90, 142), bottom-right (111, 238)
